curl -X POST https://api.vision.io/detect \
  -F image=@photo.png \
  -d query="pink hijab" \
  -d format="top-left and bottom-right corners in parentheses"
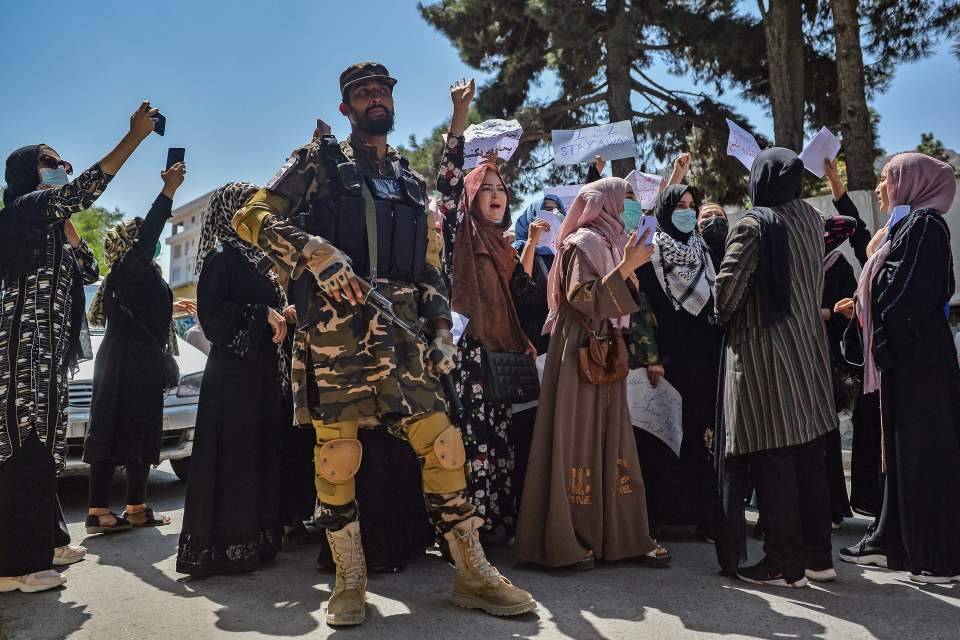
top-left (856, 152), bottom-right (957, 393)
top-left (544, 177), bottom-right (630, 332)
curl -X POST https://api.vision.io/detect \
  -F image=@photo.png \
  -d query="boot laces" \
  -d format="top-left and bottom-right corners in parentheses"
top-left (461, 527), bottom-right (502, 586)
top-left (330, 532), bottom-right (365, 591)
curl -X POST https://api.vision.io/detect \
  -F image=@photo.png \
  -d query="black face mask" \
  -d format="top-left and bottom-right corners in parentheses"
top-left (699, 216), bottom-right (729, 244)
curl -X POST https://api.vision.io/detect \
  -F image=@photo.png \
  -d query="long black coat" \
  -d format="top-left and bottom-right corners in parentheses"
top-left (83, 195), bottom-right (172, 465)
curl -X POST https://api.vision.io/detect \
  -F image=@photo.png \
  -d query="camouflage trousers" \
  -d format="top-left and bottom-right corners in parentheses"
top-left (313, 411), bottom-right (475, 534)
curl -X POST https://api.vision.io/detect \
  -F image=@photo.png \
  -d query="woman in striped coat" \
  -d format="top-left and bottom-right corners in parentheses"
top-left (714, 147), bottom-right (837, 588)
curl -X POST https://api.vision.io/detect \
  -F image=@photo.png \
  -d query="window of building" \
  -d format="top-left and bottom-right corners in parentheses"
top-left (172, 267), bottom-right (181, 283)
top-left (172, 245), bottom-right (182, 259)
top-left (191, 216), bottom-right (196, 225)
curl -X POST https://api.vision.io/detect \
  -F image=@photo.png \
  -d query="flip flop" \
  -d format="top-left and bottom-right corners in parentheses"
top-left (121, 507), bottom-right (171, 527)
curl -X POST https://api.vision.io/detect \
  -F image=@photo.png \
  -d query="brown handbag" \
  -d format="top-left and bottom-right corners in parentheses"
top-left (562, 298), bottom-right (629, 385)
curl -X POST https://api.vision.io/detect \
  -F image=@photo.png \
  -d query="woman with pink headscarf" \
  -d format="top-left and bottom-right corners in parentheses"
top-left (835, 152), bottom-right (960, 583)
top-left (514, 177), bottom-right (671, 569)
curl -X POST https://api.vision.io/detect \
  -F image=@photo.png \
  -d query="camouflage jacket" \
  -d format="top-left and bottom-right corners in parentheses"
top-left (239, 135), bottom-right (449, 427)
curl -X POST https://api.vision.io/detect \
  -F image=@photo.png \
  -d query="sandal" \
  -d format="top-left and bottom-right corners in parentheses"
top-left (122, 507), bottom-right (171, 527)
top-left (638, 544), bottom-right (672, 568)
top-left (85, 512), bottom-right (133, 534)
top-left (567, 550), bottom-right (595, 571)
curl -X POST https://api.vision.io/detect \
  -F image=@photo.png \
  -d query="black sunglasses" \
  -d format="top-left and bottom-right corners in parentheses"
top-left (38, 155), bottom-right (73, 174)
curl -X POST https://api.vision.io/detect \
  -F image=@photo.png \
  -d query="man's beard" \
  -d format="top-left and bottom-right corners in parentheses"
top-left (355, 106), bottom-right (395, 136)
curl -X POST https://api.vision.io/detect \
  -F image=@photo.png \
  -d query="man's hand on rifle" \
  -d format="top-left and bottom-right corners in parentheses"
top-left (426, 329), bottom-right (457, 375)
top-left (300, 238), bottom-right (364, 305)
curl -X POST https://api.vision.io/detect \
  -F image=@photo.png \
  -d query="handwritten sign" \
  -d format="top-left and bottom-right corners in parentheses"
top-left (462, 119), bottom-right (523, 169)
top-left (544, 184), bottom-right (584, 211)
top-left (534, 210), bottom-right (563, 252)
top-left (726, 118), bottom-right (762, 172)
top-left (626, 369), bottom-right (683, 456)
top-left (799, 126), bottom-right (841, 178)
top-left (552, 121), bottom-right (636, 166)
top-left (625, 170), bottom-right (664, 209)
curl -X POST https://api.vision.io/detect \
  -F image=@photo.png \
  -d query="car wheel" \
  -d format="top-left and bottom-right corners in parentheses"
top-left (170, 457), bottom-right (190, 482)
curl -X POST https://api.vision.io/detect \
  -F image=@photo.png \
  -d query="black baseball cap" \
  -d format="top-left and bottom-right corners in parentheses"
top-left (340, 62), bottom-right (398, 100)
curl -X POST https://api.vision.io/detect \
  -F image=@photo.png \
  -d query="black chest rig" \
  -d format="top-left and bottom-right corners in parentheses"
top-left (296, 136), bottom-right (429, 283)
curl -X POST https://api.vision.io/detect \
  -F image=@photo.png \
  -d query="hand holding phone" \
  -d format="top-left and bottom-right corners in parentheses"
top-left (634, 215), bottom-right (657, 246)
top-left (166, 148), bottom-right (185, 170)
top-left (153, 112), bottom-right (166, 136)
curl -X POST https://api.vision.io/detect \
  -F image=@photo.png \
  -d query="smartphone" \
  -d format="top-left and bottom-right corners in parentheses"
top-left (153, 112), bottom-right (166, 136)
top-left (166, 148), bottom-right (185, 170)
top-left (635, 215), bottom-right (657, 246)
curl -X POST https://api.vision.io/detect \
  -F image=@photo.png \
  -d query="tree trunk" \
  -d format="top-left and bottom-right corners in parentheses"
top-left (761, 0), bottom-right (805, 152)
top-left (831, 0), bottom-right (876, 190)
top-left (605, 0), bottom-right (636, 178)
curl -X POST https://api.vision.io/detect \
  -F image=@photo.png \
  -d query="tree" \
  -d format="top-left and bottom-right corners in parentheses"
top-left (71, 205), bottom-right (125, 269)
top-left (916, 133), bottom-right (960, 177)
top-left (757, 0), bottom-right (806, 151)
top-left (419, 0), bottom-right (764, 202)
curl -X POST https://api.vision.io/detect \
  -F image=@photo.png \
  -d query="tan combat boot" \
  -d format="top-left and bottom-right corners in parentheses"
top-left (444, 516), bottom-right (537, 616)
top-left (325, 521), bottom-right (367, 626)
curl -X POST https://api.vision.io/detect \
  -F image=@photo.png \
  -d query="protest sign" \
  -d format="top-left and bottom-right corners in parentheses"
top-left (534, 210), bottom-right (563, 252)
top-left (462, 119), bottom-right (523, 169)
top-left (545, 184), bottom-right (584, 211)
top-left (552, 120), bottom-right (635, 166)
top-left (625, 169), bottom-right (664, 208)
top-left (450, 312), bottom-right (470, 345)
top-left (726, 118), bottom-right (762, 172)
top-left (626, 369), bottom-right (683, 456)
top-left (799, 126), bottom-right (842, 178)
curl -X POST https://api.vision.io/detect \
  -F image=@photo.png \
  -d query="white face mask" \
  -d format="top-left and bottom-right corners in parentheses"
top-left (39, 166), bottom-right (70, 187)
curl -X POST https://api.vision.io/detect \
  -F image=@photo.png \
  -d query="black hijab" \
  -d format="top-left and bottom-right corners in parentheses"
top-left (651, 184), bottom-right (698, 241)
top-left (744, 147), bottom-right (801, 326)
top-left (4, 145), bottom-right (42, 205)
top-left (749, 147), bottom-right (804, 207)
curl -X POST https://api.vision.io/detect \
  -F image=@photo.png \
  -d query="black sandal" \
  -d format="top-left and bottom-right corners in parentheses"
top-left (85, 512), bottom-right (133, 534)
top-left (122, 507), bottom-right (171, 527)
top-left (637, 545), bottom-right (672, 569)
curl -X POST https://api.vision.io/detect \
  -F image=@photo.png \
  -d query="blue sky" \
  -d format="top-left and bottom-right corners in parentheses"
top-left (2, 1), bottom-right (957, 271)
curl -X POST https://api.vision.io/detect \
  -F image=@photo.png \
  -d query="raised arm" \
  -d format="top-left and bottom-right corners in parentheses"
top-left (132, 163), bottom-right (185, 262)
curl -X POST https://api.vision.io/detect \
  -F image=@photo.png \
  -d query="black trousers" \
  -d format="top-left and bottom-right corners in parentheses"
top-left (88, 461), bottom-right (150, 508)
top-left (54, 496), bottom-right (70, 547)
top-left (748, 434), bottom-right (833, 581)
top-left (0, 434), bottom-right (57, 576)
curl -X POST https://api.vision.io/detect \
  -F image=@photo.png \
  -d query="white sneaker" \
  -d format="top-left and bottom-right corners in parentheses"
top-left (0, 570), bottom-right (67, 593)
top-left (909, 572), bottom-right (960, 584)
top-left (805, 567), bottom-right (838, 582)
top-left (53, 545), bottom-right (87, 566)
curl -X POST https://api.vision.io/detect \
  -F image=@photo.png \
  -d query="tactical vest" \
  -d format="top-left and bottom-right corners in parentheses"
top-left (296, 135), bottom-right (429, 283)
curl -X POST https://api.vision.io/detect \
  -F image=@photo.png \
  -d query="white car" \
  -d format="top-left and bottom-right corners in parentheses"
top-left (61, 283), bottom-right (206, 480)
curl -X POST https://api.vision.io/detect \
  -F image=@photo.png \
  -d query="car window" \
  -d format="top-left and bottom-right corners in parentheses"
top-left (84, 283), bottom-right (105, 332)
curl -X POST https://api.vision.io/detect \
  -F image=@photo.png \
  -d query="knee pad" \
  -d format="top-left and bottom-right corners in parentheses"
top-left (314, 438), bottom-right (362, 505)
top-left (433, 426), bottom-right (466, 470)
top-left (406, 413), bottom-right (467, 494)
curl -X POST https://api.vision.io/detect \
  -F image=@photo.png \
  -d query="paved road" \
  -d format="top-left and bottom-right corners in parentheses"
top-left (2, 463), bottom-right (958, 640)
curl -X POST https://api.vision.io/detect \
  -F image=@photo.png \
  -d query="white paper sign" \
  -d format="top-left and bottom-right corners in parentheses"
top-left (552, 120), bottom-right (636, 166)
top-left (534, 210), bottom-right (563, 251)
top-left (626, 369), bottom-right (683, 456)
top-left (463, 119), bottom-right (523, 169)
top-left (799, 126), bottom-right (841, 178)
top-left (726, 118), bottom-right (762, 172)
top-left (450, 312), bottom-right (470, 345)
top-left (625, 170), bottom-right (664, 209)
top-left (544, 184), bottom-right (584, 211)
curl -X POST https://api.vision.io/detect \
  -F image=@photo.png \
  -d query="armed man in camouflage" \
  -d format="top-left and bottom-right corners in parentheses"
top-left (231, 62), bottom-right (535, 626)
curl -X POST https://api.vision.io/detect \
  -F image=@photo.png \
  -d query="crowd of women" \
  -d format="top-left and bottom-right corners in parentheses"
top-left (2, 80), bottom-right (959, 597)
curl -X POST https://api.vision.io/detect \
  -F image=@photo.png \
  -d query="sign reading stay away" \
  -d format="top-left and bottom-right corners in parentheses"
top-left (551, 121), bottom-right (636, 166)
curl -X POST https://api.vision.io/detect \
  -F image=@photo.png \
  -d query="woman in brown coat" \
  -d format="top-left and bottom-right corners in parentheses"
top-left (514, 177), bottom-right (670, 570)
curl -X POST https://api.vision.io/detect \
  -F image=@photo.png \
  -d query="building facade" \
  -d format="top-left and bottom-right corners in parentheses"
top-left (167, 190), bottom-right (213, 300)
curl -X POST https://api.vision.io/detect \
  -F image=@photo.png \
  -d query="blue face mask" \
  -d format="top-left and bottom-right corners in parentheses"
top-left (622, 199), bottom-right (643, 231)
top-left (671, 208), bottom-right (697, 234)
top-left (39, 166), bottom-right (70, 187)
top-left (153, 242), bottom-right (162, 260)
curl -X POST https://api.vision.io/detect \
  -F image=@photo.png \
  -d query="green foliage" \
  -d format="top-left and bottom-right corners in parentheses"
top-left (69, 205), bottom-right (126, 269)
top-left (916, 133), bottom-right (960, 177)
top-left (397, 106), bottom-right (483, 193)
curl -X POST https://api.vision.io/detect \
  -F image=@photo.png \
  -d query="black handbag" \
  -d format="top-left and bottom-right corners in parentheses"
top-left (481, 350), bottom-right (540, 404)
top-left (111, 289), bottom-right (181, 390)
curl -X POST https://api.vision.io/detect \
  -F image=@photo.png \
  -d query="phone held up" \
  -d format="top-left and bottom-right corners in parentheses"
top-left (166, 148), bottom-right (185, 170)
top-left (153, 112), bottom-right (166, 136)
top-left (634, 215), bottom-right (657, 247)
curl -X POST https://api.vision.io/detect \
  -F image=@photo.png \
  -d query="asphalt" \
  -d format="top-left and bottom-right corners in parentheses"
top-left (1, 462), bottom-right (958, 640)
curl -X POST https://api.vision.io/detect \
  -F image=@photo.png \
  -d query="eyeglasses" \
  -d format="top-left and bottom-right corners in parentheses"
top-left (38, 155), bottom-right (73, 174)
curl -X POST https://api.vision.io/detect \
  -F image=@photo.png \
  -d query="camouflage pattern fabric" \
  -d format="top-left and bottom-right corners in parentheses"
top-left (233, 136), bottom-right (450, 427)
top-left (626, 293), bottom-right (660, 369)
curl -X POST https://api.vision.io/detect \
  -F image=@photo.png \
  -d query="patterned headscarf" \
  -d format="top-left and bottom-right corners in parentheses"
top-left (198, 182), bottom-right (290, 393)
top-left (87, 218), bottom-right (153, 327)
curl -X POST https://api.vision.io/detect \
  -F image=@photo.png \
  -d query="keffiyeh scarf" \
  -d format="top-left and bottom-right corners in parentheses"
top-left (652, 230), bottom-right (716, 317)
